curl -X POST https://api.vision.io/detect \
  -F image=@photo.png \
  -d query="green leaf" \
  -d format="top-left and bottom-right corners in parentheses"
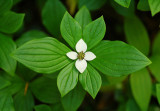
top-left (0, 93), bottom-right (15, 111)
top-left (152, 32), bottom-right (160, 55)
top-left (50, 103), bottom-right (65, 111)
top-left (12, 37), bottom-right (71, 74)
top-left (83, 16), bottom-right (106, 50)
top-left (0, 11), bottom-right (25, 34)
top-left (78, 0), bottom-right (107, 10)
top-left (149, 56), bottom-right (160, 82)
top-left (0, 0), bottom-right (12, 15)
top-left (137, 0), bottom-right (150, 11)
top-left (57, 62), bottom-right (78, 97)
top-left (61, 12), bottom-right (82, 49)
top-left (124, 16), bottom-right (150, 56)
top-left (150, 32), bottom-right (160, 82)
top-left (34, 105), bottom-right (52, 111)
top-left (0, 73), bottom-right (25, 95)
top-left (31, 77), bottom-right (60, 104)
top-left (16, 30), bottom-right (47, 81)
top-left (90, 41), bottom-right (151, 77)
top-left (16, 30), bottom-right (48, 47)
top-left (0, 76), bottom-right (11, 90)
top-left (61, 83), bottom-right (86, 111)
top-left (156, 84), bottom-right (160, 104)
top-left (148, 0), bottom-right (160, 16)
top-left (114, 0), bottom-right (131, 8)
top-left (42, 0), bottom-right (66, 37)
top-left (75, 6), bottom-right (92, 29)
top-left (126, 99), bottom-right (140, 111)
top-left (16, 63), bottom-right (38, 82)
top-left (14, 90), bottom-right (34, 111)
top-left (111, 0), bottom-right (135, 17)
top-left (0, 33), bottom-right (16, 76)
top-left (8, 78), bottom-right (24, 95)
top-left (130, 68), bottom-right (152, 111)
top-left (79, 64), bottom-right (101, 99)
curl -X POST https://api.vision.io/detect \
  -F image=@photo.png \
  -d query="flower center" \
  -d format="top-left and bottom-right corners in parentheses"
top-left (78, 51), bottom-right (85, 60)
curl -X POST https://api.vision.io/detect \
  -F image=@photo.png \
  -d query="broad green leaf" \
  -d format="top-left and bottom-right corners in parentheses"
top-left (90, 41), bottom-right (151, 77)
top-left (124, 16), bottom-right (150, 56)
top-left (0, 11), bottom-right (25, 34)
top-left (130, 68), bottom-right (152, 111)
top-left (16, 63), bottom-right (38, 82)
top-left (0, 33), bottom-right (16, 76)
top-left (83, 16), bottom-right (106, 50)
top-left (0, 74), bottom-right (25, 95)
top-left (78, 0), bottom-right (107, 10)
top-left (0, 76), bottom-right (11, 90)
top-left (8, 78), bottom-right (24, 95)
top-left (31, 77), bottom-right (60, 104)
top-left (126, 99), bottom-right (140, 111)
top-left (137, 0), bottom-right (150, 11)
top-left (79, 64), bottom-right (102, 99)
top-left (61, 12), bottom-right (82, 49)
top-left (111, 0), bottom-right (135, 17)
top-left (57, 62), bottom-right (78, 97)
top-left (42, 0), bottom-right (66, 37)
top-left (0, 93), bottom-right (15, 111)
top-left (50, 103), bottom-right (65, 111)
top-left (152, 32), bottom-right (160, 55)
top-left (16, 30), bottom-right (48, 47)
top-left (148, 0), bottom-right (160, 16)
top-left (34, 105), bottom-right (52, 111)
top-left (75, 6), bottom-right (92, 29)
top-left (0, 0), bottom-right (12, 14)
top-left (61, 83), bottom-right (86, 111)
top-left (12, 37), bottom-right (71, 74)
top-left (149, 56), bottom-right (160, 82)
top-left (114, 0), bottom-right (131, 8)
top-left (14, 90), bottom-right (34, 111)
top-left (156, 84), bottom-right (160, 104)
top-left (16, 30), bottom-right (47, 81)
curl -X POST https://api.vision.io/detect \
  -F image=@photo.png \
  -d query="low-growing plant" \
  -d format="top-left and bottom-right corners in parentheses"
top-left (0, 0), bottom-right (160, 111)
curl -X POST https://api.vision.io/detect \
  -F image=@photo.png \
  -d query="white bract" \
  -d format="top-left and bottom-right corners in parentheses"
top-left (66, 39), bottom-right (96, 73)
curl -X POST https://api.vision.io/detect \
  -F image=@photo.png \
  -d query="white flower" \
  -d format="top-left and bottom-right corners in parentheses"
top-left (66, 39), bottom-right (96, 73)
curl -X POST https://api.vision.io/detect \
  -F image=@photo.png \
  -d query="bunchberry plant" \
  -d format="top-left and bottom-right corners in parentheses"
top-left (12, 8), bottom-right (151, 99)
top-left (0, 0), bottom-right (160, 110)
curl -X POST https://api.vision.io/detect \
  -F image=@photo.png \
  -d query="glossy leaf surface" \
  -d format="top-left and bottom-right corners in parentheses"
top-left (90, 41), bottom-right (151, 76)
top-left (12, 37), bottom-right (71, 74)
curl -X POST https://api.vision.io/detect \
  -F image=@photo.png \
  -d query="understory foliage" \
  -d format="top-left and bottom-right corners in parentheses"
top-left (0, 0), bottom-right (160, 111)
